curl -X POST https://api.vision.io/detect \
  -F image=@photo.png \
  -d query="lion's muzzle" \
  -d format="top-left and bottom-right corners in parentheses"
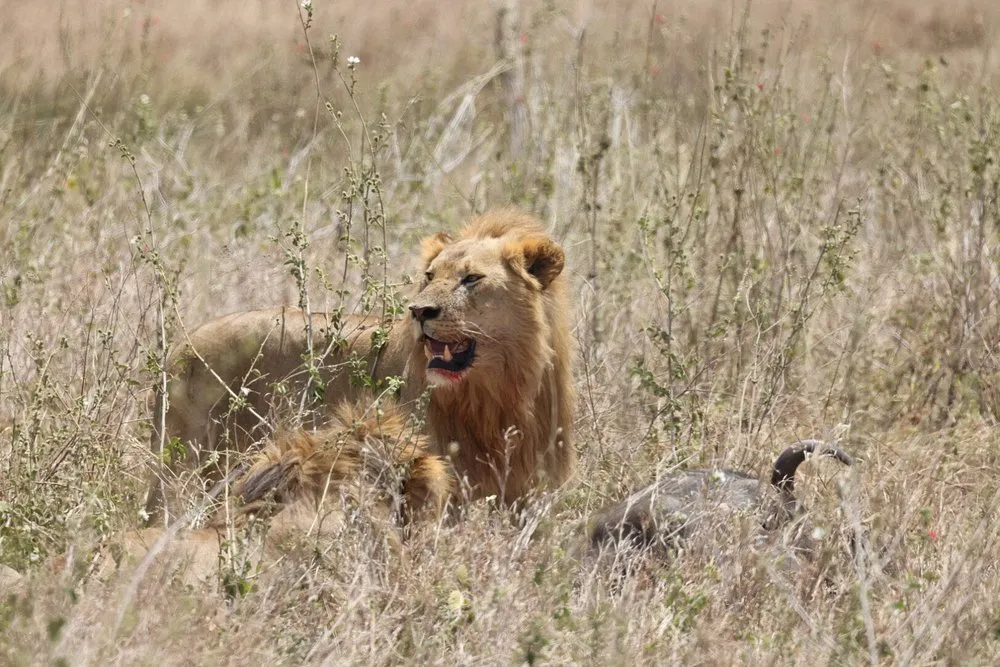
top-left (409, 304), bottom-right (440, 323)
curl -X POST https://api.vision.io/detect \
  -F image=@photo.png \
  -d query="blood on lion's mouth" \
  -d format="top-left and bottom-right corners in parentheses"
top-left (422, 336), bottom-right (476, 383)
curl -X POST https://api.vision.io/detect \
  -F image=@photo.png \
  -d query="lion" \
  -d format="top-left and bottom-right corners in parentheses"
top-left (144, 209), bottom-right (575, 525)
top-left (235, 400), bottom-right (452, 535)
top-left (97, 401), bottom-right (451, 588)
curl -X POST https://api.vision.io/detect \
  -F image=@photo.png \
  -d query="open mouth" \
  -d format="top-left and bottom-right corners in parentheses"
top-left (422, 336), bottom-right (476, 379)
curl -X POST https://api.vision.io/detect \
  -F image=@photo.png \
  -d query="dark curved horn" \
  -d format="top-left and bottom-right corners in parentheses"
top-left (770, 439), bottom-right (853, 494)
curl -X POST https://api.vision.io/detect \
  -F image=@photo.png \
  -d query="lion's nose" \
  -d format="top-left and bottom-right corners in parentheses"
top-left (409, 305), bottom-right (441, 323)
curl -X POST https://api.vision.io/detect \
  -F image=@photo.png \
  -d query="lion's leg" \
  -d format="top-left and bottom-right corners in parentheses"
top-left (141, 472), bottom-right (168, 528)
top-left (146, 348), bottom-right (280, 524)
top-left (143, 375), bottom-right (230, 527)
top-left (143, 404), bottom-right (215, 528)
top-left (142, 389), bottom-right (168, 527)
top-left (143, 388), bottom-right (176, 528)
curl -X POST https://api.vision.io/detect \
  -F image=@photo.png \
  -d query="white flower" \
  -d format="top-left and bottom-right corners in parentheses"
top-left (347, 56), bottom-right (360, 66)
top-left (139, 94), bottom-right (150, 106)
top-left (300, 0), bottom-right (312, 10)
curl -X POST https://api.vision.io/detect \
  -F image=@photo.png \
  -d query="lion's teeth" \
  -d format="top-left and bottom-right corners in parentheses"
top-left (443, 344), bottom-right (453, 362)
top-left (424, 342), bottom-right (432, 360)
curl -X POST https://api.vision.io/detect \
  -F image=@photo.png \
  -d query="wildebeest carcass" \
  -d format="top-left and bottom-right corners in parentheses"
top-left (589, 440), bottom-right (854, 559)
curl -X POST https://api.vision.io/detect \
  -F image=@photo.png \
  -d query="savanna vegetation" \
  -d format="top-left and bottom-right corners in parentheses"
top-left (2, 0), bottom-right (1000, 663)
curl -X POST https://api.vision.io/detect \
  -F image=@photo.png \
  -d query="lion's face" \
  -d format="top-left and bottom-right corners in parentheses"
top-left (409, 230), bottom-right (565, 388)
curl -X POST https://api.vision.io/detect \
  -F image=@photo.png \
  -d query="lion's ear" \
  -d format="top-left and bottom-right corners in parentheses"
top-left (505, 236), bottom-right (565, 289)
top-left (420, 232), bottom-right (453, 265)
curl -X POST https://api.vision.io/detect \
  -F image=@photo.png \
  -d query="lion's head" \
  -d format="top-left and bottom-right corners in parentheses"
top-left (92, 400), bottom-right (451, 590)
top-left (237, 400), bottom-right (453, 532)
top-left (409, 212), bottom-right (566, 389)
top-left (402, 210), bottom-right (575, 504)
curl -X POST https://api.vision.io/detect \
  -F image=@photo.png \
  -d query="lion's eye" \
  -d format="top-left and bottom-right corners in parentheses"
top-left (424, 271), bottom-right (434, 283)
top-left (461, 274), bottom-right (484, 286)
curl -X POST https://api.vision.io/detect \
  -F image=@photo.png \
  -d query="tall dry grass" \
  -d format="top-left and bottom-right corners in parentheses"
top-left (2, 0), bottom-right (1000, 664)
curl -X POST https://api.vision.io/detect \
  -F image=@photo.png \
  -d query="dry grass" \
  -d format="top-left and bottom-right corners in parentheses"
top-left (3, 0), bottom-right (1000, 664)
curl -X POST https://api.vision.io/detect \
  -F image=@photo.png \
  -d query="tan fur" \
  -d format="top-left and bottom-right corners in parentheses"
top-left (144, 309), bottom-right (413, 524)
top-left (145, 209), bottom-right (575, 523)
top-left (404, 210), bottom-right (575, 503)
top-left (234, 400), bottom-right (452, 533)
top-left (100, 401), bottom-right (450, 588)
